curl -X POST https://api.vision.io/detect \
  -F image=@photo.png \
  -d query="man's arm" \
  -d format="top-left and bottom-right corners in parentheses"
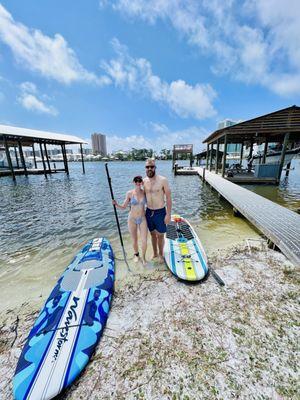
top-left (163, 178), bottom-right (172, 225)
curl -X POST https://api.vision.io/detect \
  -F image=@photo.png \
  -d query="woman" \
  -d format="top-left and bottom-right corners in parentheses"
top-left (113, 176), bottom-right (148, 265)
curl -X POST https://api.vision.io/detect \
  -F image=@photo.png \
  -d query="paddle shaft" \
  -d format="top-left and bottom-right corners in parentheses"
top-left (209, 266), bottom-right (225, 286)
top-left (105, 163), bottom-right (131, 271)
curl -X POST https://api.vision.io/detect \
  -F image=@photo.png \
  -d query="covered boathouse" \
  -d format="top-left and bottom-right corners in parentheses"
top-left (0, 124), bottom-right (87, 181)
top-left (203, 105), bottom-right (300, 184)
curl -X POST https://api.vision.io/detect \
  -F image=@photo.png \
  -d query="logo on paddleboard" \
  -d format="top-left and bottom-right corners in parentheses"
top-left (52, 296), bottom-right (80, 362)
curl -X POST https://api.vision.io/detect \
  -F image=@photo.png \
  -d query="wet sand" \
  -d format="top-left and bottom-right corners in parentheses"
top-left (1, 241), bottom-right (299, 400)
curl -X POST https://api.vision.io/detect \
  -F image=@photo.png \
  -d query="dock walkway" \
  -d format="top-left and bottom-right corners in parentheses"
top-left (194, 167), bottom-right (300, 266)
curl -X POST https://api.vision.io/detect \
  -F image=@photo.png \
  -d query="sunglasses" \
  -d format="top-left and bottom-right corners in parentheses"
top-left (146, 166), bottom-right (155, 169)
top-left (134, 179), bottom-right (143, 183)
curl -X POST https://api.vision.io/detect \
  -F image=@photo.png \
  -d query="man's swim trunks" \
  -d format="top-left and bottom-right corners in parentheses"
top-left (145, 207), bottom-right (167, 233)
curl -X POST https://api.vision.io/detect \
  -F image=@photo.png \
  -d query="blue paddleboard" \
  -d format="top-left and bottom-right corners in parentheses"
top-left (13, 237), bottom-right (114, 400)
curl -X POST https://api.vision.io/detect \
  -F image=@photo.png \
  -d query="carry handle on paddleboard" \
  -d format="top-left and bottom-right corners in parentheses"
top-left (105, 163), bottom-right (131, 272)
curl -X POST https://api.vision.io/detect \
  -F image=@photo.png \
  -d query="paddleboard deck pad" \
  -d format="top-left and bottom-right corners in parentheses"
top-left (13, 238), bottom-right (114, 400)
top-left (164, 215), bottom-right (208, 281)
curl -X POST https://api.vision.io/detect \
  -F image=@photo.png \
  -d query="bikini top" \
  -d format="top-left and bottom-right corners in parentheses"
top-left (130, 194), bottom-right (147, 206)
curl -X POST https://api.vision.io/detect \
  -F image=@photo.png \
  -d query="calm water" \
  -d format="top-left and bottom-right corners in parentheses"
top-left (1, 160), bottom-right (299, 311)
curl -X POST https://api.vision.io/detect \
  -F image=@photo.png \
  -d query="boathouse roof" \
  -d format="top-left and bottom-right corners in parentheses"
top-left (203, 105), bottom-right (300, 144)
top-left (0, 124), bottom-right (87, 146)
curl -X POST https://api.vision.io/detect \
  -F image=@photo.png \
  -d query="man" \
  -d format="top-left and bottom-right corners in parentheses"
top-left (143, 158), bottom-right (172, 263)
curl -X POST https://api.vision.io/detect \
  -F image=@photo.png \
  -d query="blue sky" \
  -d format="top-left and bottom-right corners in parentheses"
top-left (0, 0), bottom-right (299, 152)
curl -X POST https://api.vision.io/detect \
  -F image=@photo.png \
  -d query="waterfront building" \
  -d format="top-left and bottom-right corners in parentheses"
top-left (91, 133), bottom-right (107, 156)
top-left (78, 147), bottom-right (92, 155)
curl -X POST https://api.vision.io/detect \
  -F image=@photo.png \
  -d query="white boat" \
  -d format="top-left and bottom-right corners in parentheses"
top-left (252, 147), bottom-right (300, 166)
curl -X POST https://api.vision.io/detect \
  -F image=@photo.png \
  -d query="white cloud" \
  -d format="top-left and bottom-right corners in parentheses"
top-left (100, 39), bottom-right (216, 119)
top-left (107, 0), bottom-right (300, 96)
top-left (17, 81), bottom-right (58, 116)
top-left (107, 125), bottom-right (207, 152)
top-left (0, 4), bottom-right (102, 85)
top-left (148, 122), bottom-right (169, 133)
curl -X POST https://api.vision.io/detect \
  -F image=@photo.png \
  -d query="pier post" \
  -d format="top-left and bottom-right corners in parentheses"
top-left (32, 144), bottom-right (37, 169)
top-left (62, 144), bottom-right (69, 175)
top-left (278, 132), bottom-right (289, 182)
top-left (209, 143), bottom-right (213, 171)
top-left (206, 143), bottom-right (209, 168)
top-left (285, 161), bottom-right (291, 177)
top-left (215, 139), bottom-right (219, 174)
top-left (240, 142), bottom-right (244, 165)
top-left (14, 146), bottom-right (20, 169)
top-left (172, 146), bottom-right (176, 170)
top-left (262, 137), bottom-right (268, 164)
top-left (18, 140), bottom-right (28, 177)
top-left (39, 142), bottom-right (47, 177)
top-left (222, 135), bottom-right (228, 177)
top-left (44, 143), bottom-right (52, 173)
top-left (80, 144), bottom-right (85, 174)
top-left (4, 136), bottom-right (16, 181)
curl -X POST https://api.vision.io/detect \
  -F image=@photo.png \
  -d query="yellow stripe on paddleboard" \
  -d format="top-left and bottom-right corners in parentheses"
top-left (179, 242), bottom-right (197, 280)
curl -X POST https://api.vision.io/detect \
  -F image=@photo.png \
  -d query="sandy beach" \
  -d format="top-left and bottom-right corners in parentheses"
top-left (1, 241), bottom-right (299, 400)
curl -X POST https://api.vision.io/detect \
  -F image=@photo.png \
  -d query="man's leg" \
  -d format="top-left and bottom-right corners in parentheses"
top-left (150, 230), bottom-right (158, 259)
top-left (157, 233), bottom-right (165, 263)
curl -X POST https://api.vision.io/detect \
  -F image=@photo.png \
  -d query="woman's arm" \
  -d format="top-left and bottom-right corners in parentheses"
top-left (112, 191), bottom-right (131, 210)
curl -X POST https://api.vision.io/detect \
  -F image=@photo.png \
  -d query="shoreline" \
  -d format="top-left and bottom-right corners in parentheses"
top-left (1, 242), bottom-right (299, 400)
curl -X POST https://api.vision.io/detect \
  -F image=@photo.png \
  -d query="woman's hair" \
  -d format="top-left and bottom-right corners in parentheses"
top-left (133, 175), bottom-right (143, 182)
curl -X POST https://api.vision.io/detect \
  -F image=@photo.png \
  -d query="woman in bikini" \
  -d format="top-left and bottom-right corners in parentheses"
top-left (112, 176), bottom-right (148, 265)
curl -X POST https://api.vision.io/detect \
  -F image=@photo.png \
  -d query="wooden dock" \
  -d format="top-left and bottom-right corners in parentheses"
top-left (194, 167), bottom-right (300, 266)
top-left (0, 168), bottom-right (65, 177)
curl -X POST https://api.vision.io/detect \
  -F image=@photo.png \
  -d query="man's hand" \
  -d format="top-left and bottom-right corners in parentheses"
top-left (164, 214), bottom-right (171, 225)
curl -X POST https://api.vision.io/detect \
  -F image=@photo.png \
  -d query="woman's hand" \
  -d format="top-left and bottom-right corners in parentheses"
top-left (112, 200), bottom-right (117, 206)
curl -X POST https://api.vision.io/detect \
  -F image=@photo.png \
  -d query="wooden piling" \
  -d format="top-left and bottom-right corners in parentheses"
top-left (4, 136), bottom-right (16, 181)
top-left (39, 142), bottom-right (47, 177)
top-left (222, 135), bottom-right (228, 177)
top-left (80, 144), bottom-right (85, 174)
top-left (215, 139), bottom-right (219, 174)
top-left (18, 140), bottom-right (28, 177)
top-left (278, 132), bottom-right (290, 182)
top-left (44, 143), bottom-right (51, 173)
top-left (32, 144), bottom-right (37, 169)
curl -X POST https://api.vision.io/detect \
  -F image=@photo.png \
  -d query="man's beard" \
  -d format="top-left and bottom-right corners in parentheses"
top-left (146, 170), bottom-right (155, 178)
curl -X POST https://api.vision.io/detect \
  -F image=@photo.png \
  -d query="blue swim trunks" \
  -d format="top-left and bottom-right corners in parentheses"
top-left (145, 207), bottom-right (167, 234)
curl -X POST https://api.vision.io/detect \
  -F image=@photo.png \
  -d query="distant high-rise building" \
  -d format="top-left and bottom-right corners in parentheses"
top-left (91, 133), bottom-right (107, 156)
top-left (217, 119), bottom-right (238, 130)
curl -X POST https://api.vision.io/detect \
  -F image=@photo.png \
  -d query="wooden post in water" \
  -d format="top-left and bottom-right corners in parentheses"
top-left (285, 161), bottom-right (291, 177)
top-left (39, 142), bottom-right (47, 177)
top-left (262, 137), bottom-right (268, 164)
top-left (18, 140), bottom-right (28, 177)
top-left (222, 135), bottom-right (228, 177)
top-left (62, 144), bottom-right (69, 175)
top-left (80, 144), bottom-right (85, 174)
top-left (278, 132), bottom-right (289, 182)
top-left (240, 142), bottom-right (244, 165)
top-left (44, 143), bottom-right (51, 173)
top-left (215, 139), bottom-right (219, 174)
top-left (4, 136), bottom-right (16, 181)
top-left (206, 143), bottom-right (209, 168)
top-left (14, 146), bottom-right (20, 169)
top-left (209, 143), bottom-right (213, 171)
top-left (32, 144), bottom-right (37, 168)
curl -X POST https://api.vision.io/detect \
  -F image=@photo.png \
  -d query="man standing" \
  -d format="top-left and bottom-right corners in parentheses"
top-left (143, 158), bottom-right (172, 263)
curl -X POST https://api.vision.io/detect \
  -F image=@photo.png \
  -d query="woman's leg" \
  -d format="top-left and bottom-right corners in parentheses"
top-left (128, 218), bottom-right (138, 258)
top-left (139, 219), bottom-right (148, 264)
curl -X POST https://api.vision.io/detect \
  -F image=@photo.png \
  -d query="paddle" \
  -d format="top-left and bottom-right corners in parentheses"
top-left (208, 266), bottom-right (225, 287)
top-left (105, 163), bottom-right (131, 272)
